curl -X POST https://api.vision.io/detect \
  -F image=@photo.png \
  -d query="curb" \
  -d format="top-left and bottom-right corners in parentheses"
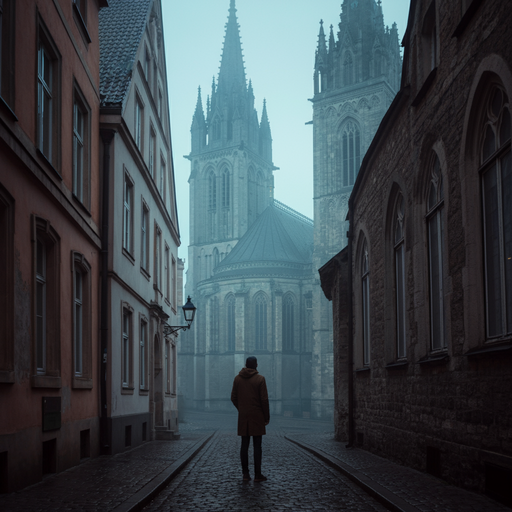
top-left (112, 432), bottom-right (216, 512)
top-left (285, 435), bottom-right (420, 512)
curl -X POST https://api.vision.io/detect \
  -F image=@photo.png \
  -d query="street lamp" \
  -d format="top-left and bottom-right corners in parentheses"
top-left (163, 296), bottom-right (197, 336)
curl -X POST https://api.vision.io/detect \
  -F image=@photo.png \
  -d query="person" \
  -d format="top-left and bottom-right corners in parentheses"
top-left (231, 356), bottom-right (270, 482)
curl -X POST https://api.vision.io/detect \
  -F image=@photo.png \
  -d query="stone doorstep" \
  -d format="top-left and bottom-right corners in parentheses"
top-left (154, 426), bottom-right (181, 440)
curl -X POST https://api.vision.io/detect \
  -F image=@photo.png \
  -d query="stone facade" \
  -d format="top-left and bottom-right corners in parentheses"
top-left (320, 0), bottom-right (512, 504)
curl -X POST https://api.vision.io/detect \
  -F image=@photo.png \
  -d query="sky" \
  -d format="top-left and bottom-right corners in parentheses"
top-left (162, 0), bottom-right (411, 264)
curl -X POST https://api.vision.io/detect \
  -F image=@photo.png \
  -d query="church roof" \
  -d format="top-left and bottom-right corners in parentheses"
top-left (213, 201), bottom-right (313, 279)
top-left (99, 0), bottom-right (152, 108)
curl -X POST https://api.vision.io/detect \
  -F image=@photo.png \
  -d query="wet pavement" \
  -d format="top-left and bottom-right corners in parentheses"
top-left (0, 410), bottom-right (508, 511)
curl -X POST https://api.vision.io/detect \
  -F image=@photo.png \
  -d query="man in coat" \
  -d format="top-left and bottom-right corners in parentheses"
top-left (231, 356), bottom-right (270, 482)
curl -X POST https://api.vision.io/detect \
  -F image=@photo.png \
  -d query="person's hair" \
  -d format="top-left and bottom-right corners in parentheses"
top-left (246, 356), bottom-right (257, 369)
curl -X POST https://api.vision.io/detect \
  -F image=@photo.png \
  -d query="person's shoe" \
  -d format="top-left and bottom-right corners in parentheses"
top-left (254, 474), bottom-right (267, 482)
top-left (243, 472), bottom-right (251, 481)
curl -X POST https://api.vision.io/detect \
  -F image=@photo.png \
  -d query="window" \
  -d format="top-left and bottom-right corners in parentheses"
top-left (139, 317), bottom-right (148, 390)
top-left (422, 2), bottom-right (437, 75)
top-left (135, 94), bottom-right (143, 151)
top-left (72, 252), bottom-right (92, 387)
top-left (144, 45), bottom-right (151, 85)
top-left (157, 86), bottom-right (162, 119)
top-left (282, 295), bottom-right (295, 352)
top-left (160, 156), bottom-right (166, 200)
top-left (32, 217), bottom-right (61, 388)
top-left (164, 244), bottom-right (170, 302)
top-left (37, 27), bottom-right (60, 168)
top-left (0, 185), bottom-right (14, 382)
top-left (361, 239), bottom-right (370, 365)
top-left (222, 167), bottom-right (230, 208)
top-left (394, 194), bottom-right (406, 359)
top-left (336, 120), bottom-right (361, 189)
top-left (226, 295), bottom-right (235, 352)
top-left (73, 0), bottom-right (87, 25)
top-left (122, 306), bottom-right (133, 390)
top-left (210, 297), bottom-right (219, 352)
top-left (154, 225), bottom-right (161, 291)
top-left (427, 154), bottom-right (446, 350)
top-left (165, 340), bottom-right (171, 394)
top-left (73, 87), bottom-right (90, 206)
top-left (255, 294), bottom-right (267, 351)
top-left (149, 126), bottom-right (156, 178)
top-left (171, 256), bottom-right (177, 308)
top-left (141, 202), bottom-right (149, 272)
top-left (208, 171), bottom-right (216, 210)
top-left (481, 86), bottom-right (511, 339)
top-left (123, 172), bottom-right (133, 254)
top-left (0, 0), bottom-right (15, 106)
top-left (343, 52), bottom-right (354, 86)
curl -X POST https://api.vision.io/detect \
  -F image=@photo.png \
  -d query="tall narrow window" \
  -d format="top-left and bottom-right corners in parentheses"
top-left (0, 0), bottom-right (15, 106)
top-left (282, 295), bottom-right (295, 352)
top-left (73, 0), bottom-right (87, 25)
top-left (427, 154), bottom-right (446, 350)
top-left (123, 173), bottom-right (133, 254)
top-left (171, 256), bottom-right (177, 307)
top-left (210, 297), bottom-right (219, 352)
top-left (160, 156), bottom-right (166, 200)
top-left (141, 202), bottom-right (149, 271)
top-left (226, 295), bottom-right (235, 352)
top-left (149, 127), bottom-right (156, 178)
top-left (165, 340), bottom-right (170, 393)
top-left (222, 167), bottom-right (230, 208)
top-left (73, 89), bottom-right (90, 206)
top-left (361, 240), bottom-right (370, 365)
top-left (36, 237), bottom-right (47, 373)
top-left (208, 171), bottom-right (216, 210)
top-left (154, 226), bottom-right (161, 290)
top-left (481, 86), bottom-right (511, 339)
top-left (135, 95), bottom-right (143, 151)
top-left (343, 52), bottom-right (354, 86)
top-left (255, 294), bottom-right (267, 351)
top-left (394, 194), bottom-right (406, 359)
top-left (339, 121), bottom-right (361, 188)
top-left (74, 267), bottom-right (83, 376)
top-left (164, 245), bottom-right (170, 302)
top-left (144, 45), bottom-right (151, 85)
top-left (140, 319), bottom-right (147, 390)
top-left (122, 308), bottom-right (132, 388)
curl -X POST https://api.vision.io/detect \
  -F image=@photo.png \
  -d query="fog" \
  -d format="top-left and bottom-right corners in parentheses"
top-left (161, 0), bottom-right (410, 263)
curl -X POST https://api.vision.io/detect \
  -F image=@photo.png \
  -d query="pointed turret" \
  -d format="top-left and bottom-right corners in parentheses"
top-left (191, 86), bottom-right (206, 152)
top-left (259, 99), bottom-right (272, 163)
top-left (217, 0), bottom-right (246, 96)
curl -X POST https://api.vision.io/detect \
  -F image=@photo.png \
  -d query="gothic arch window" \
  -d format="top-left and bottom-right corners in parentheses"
top-left (427, 153), bottom-right (447, 350)
top-left (336, 120), bottom-right (361, 189)
top-left (226, 294), bottom-right (236, 352)
top-left (282, 294), bottom-right (295, 352)
top-left (254, 293), bottom-right (268, 351)
top-left (394, 193), bottom-right (406, 359)
top-left (221, 166), bottom-right (230, 208)
top-left (211, 115), bottom-right (221, 141)
top-left (480, 85), bottom-right (511, 339)
top-left (361, 238), bottom-right (370, 366)
top-left (208, 170), bottom-right (216, 211)
top-left (343, 52), bottom-right (354, 86)
top-left (248, 168), bottom-right (256, 225)
top-left (210, 297), bottom-right (219, 352)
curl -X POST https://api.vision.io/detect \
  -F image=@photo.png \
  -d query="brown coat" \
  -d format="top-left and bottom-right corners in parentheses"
top-left (231, 368), bottom-right (270, 436)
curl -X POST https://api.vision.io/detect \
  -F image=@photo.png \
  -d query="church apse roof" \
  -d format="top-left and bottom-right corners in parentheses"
top-left (213, 201), bottom-right (313, 279)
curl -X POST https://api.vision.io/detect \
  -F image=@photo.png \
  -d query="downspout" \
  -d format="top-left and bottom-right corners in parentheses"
top-left (347, 203), bottom-right (355, 447)
top-left (99, 128), bottom-right (115, 453)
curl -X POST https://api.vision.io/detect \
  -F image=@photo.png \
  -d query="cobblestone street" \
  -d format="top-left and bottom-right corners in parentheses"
top-left (0, 410), bottom-right (508, 511)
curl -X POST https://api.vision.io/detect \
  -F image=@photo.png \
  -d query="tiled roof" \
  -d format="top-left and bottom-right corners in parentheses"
top-left (214, 201), bottom-right (313, 278)
top-left (99, 0), bottom-right (152, 107)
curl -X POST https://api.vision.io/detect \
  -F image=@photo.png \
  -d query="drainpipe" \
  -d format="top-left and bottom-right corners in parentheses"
top-left (99, 128), bottom-right (115, 453)
top-left (347, 204), bottom-right (355, 447)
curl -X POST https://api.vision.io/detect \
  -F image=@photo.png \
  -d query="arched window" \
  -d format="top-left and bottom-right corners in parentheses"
top-left (282, 295), bottom-right (295, 352)
top-left (337, 121), bottom-right (361, 189)
top-left (221, 167), bottom-right (230, 208)
top-left (361, 239), bottom-right (370, 365)
top-left (343, 52), bottom-right (354, 86)
top-left (427, 153), bottom-right (446, 350)
top-left (208, 171), bottom-right (216, 211)
top-left (394, 193), bottom-right (406, 359)
top-left (481, 86), bottom-right (511, 338)
top-left (254, 294), bottom-right (267, 351)
top-left (226, 295), bottom-right (236, 352)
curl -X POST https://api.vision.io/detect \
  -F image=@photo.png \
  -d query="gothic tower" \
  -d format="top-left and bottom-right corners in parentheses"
top-left (310, 0), bottom-right (401, 418)
top-left (180, 0), bottom-right (276, 407)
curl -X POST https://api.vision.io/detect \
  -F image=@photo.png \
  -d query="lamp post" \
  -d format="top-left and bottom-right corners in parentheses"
top-left (163, 296), bottom-right (197, 336)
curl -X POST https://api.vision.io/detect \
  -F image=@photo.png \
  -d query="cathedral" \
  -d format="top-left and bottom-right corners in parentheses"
top-left (178, 0), bottom-right (401, 419)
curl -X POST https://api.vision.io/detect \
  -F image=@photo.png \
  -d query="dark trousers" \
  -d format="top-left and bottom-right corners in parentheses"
top-left (240, 435), bottom-right (262, 475)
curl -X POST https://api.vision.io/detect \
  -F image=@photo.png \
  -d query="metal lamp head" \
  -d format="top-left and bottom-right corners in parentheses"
top-left (182, 296), bottom-right (196, 327)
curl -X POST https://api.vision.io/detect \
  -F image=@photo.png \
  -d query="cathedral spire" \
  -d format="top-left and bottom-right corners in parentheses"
top-left (317, 19), bottom-right (327, 57)
top-left (217, 0), bottom-right (246, 95)
top-left (259, 99), bottom-right (272, 163)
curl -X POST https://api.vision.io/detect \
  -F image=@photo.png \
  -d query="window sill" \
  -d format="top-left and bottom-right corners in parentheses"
top-left (418, 353), bottom-right (449, 366)
top-left (141, 267), bottom-right (151, 281)
top-left (411, 67), bottom-right (437, 107)
top-left (123, 247), bottom-right (135, 265)
top-left (385, 360), bottom-right (409, 370)
top-left (37, 148), bottom-right (62, 180)
top-left (121, 386), bottom-right (134, 395)
top-left (355, 366), bottom-right (370, 374)
top-left (72, 194), bottom-right (92, 216)
top-left (139, 388), bottom-right (149, 396)
top-left (31, 375), bottom-right (62, 389)
top-left (465, 340), bottom-right (512, 358)
top-left (72, 377), bottom-right (93, 389)
top-left (452, 0), bottom-right (485, 38)
top-left (0, 95), bottom-right (18, 122)
top-left (0, 370), bottom-right (15, 384)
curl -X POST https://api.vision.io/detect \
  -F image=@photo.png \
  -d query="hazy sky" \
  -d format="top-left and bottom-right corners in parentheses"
top-left (162, 0), bottom-right (411, 263)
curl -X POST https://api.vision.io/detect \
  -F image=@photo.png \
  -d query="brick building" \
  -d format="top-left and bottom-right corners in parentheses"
top-left (0, 0), bottom-right (107, 492)
top-left (320, 0), bottom-right (512, 504)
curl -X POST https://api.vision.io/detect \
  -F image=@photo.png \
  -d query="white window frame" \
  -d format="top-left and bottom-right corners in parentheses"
top-left (123, 172), bottom-right (133, 253)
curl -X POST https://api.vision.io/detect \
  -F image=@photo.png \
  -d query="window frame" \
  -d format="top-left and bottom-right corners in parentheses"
top-left (72, 84), bottom-right (91, 208)
top-left (121, 303), bottom-right (134, 392)
top-left (282, 294), bottom-right (295, 352)
top-left (135, 92), bottom-right (144, 152)
top-left (226, 294), bottom-right (236, 352)
top-left (164, 244), bottom-right (170, 304)
top-left (394, 194), bottom-right (407, 360)
top-left (139, 315), bottom-right (148, 392)
top-left (141, 199), bottom-right (150, 274)
top-left (123, 169), bottom-right (134, 257)
top-left (361, 239), bottom-right (370, 366)
top-left (154, 223), bottom-right (162, 292)
top-left (254, 293), bottom-right (268, 351)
